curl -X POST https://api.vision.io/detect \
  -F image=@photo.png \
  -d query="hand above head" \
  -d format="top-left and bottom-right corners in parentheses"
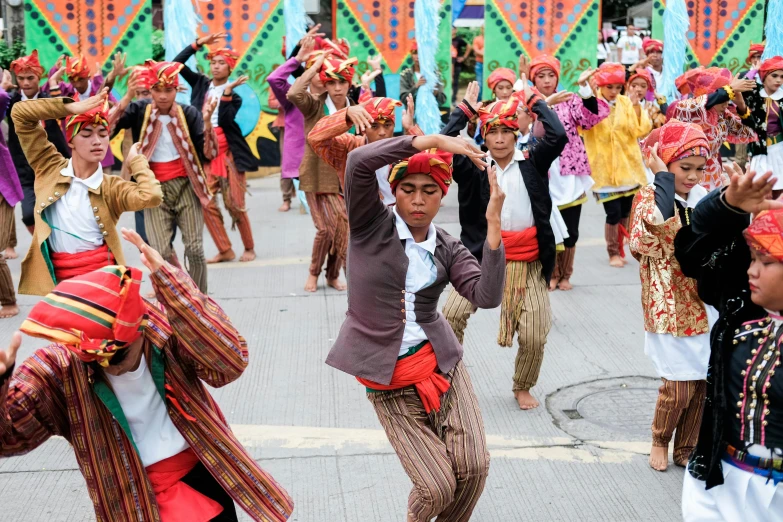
top-left (518, 54), bottom-right (530, 78)
top-left (436, 135), bottom-right (488, 170)
top-left (109, 52), bottom-right (129, 80)
top-left (0, 331), bottom-right (21, 375)
top-left (644, 142), bottom-right (667, 174)
top-left (54, 55), bottom-right (64, 70)
top-left (402, 94), bottom-right (415, 130)
top-left (49, 66), bottom-right (66, 87)
top-left (121, 227), bottom-right (166, 273)
top-left (367, 54), bottom-right (382, 72)
top-left (305, 23), bottom-right (325, 39)
top-left (627, 89), bottom-right (642, 106)
top-left (360, 69), bottom-right (382, 89)
top-left (197, 32), bottom-right (228, 47)
top-left (64, 87), bottom-right (109, 115)
top-left (346, 104), bottom-right (374, 133)
top-left (518, 73), bottom-right (535, 101)
top-left (729, 74), bottom-right (756, 94)
top-left (723, 165), bottom-right (783, 213)
top-left (577, 68), bottom-right (596, 87)
top-left (295, 36), bottom-right (316, 63)
top-left (125, 142), bottom-right (142, 163)
top-left (546, 91), bottom-right (573, 106)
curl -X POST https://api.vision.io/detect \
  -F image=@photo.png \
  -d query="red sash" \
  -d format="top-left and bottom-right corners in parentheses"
top-left (501, 227), bottom-right (539, 262)
top-left (356, 342), bottom-right (451, 413)
top-left (210, 127), bottom-right (230, 178)
top-left (150, 159), bottom-right (188, 183)
top-left (145, 448), bottom-right (224, 522)
top-left (50, 244), bottom-right (115, 282)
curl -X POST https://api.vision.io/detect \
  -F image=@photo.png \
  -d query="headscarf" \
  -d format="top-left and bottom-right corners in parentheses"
top-left (642, 119), bottom-right (710, 165)
top-left (677, 67), bottom-right (732, 97)
top-left (10, 50), bottom-right (44, 78)
top-left (20, 266), bottom-right (149, 367)
top-left (594, 62), bottom-right (627, 87)
top-left (760, 57), bottom-right (783, 81)
top-left (487, 67), bottom-right (517, 92)
top-left (305, 50), bottom-right (330, 70)
top-left (642, 38), bottom-right (663, 54)
top-left (388, 149), bottom-right (453, 195)
top-left (66, 55), bottom-right (91, 80)
top-left (749, 43), bottom-right (766, 61)
top-left (139, 60), bottom-right (183, 90)
top-left (364, 97), bottom-right (402, 123)
top-left (744, 209), bottom-right (783, 262)
top-left (319, 57), bottom-right (358, 83)
top-left (627, 68), bottom-right (655, 93)
top-left (64, 100), bottom-right (110, 142)
top-left (320, 38), bottom-right (351, 60)
top-left (478, 97), bottom-right (520, 137)
top-left (206, 48), bottom-right (240, 71)
top-left (529, 55), bottom-right (561, 84)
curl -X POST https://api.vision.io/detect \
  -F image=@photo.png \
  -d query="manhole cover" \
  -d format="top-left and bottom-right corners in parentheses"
top-left (577, 388), bottom-right (659, 437)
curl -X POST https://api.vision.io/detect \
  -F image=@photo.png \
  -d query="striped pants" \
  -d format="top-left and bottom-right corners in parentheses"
top-left (203, 170), bottom-right (254, 254)
top-left (0, 196), bottom-right (15, 305)
top-left (651, 378), bottom-right (706, 465)
top-left (305, 192), bottom-right (348, 280)
top-left (368, 361), bottom-right (489, 522)
top-left (144, 178), bottom-right (208, 292)
top-left (442, 289), bottom-right (477, 345)
top-left (498, 261), bottom-right (551, 392)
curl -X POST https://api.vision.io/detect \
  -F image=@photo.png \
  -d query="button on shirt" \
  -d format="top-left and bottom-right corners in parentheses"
top-left (395, 208), bottom-right (438, 355)
top-left (45, 160), bottom-right (105, 253)
top-left (207, 83), bottom-right (228, 127)
top-left (492, 149), bottom-right (534, 232)
top-left (148, 115), bottom-right (181, 163)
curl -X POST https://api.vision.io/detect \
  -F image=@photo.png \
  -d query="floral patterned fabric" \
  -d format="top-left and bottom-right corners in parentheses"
top-left (551, 93), bottom-right (610, 177)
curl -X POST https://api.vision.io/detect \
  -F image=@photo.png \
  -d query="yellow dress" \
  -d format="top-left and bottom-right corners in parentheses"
top-left (582, 95), bottom-right (652, 200)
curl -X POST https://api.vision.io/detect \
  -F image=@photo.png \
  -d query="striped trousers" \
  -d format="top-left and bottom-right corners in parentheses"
top-left (203, 170), bottom-right (254, 254)
top-left (0, 196), bottom-right (15, 305)
top-left (144, 177), bottom-right (208, 292)
top-left (305, 192), bottom-right (348, 280)
top-left (498, 260), bottom-right (551, 392)
top-left (442, 289), bottom-right (477, 345)
top-left (651, 378), bottom-right (706, 465)
top-left (368, 361), bottom-right (489, 522)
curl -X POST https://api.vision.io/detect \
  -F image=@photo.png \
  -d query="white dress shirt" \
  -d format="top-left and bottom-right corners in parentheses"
top-left (325, 94), bottom-right (350, 116)
top-left (492, 150), bottom-right (535, 232)
top-left (45, 160), bottom-right (105, 253)
top-left (207, 82), bottom-right (228, 127)
top-left (394, 208), bottom-right (438, 355)
top-left (647, 66), bottom-right (663, 90)
top-left (376, 165), bottom-right (395, 205)
top-left (148, 115), bottom-right (180, 163)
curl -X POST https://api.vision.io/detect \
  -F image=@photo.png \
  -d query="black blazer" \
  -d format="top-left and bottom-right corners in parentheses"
top-left (172, 45), bottom-right (258, 172)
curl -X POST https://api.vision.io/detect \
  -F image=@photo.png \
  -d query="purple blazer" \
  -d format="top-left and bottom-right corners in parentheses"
top-left (552, 93), bottom-right (610, 177)
top-left (267, 58), bottom-right (305, 179)
top-left (0, 88), bottom-right (23, 207)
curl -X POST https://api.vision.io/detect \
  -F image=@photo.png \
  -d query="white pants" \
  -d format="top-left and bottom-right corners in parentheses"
top-left (682, 461), bottom-right (783, 522)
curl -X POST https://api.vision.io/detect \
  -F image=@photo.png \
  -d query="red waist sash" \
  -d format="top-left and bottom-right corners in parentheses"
top-left (149, 159), bottom-right (187, 183)
top-left (501, 227), bottom-right (539, 262)
top-left (356, 342), bottom-right (451, 413)
top-left (210, 127), bottom-right (230, 178)
top-left (145, 448), bottom-right (224, 522)
top-left (50, 244), bottom-right (115, 282)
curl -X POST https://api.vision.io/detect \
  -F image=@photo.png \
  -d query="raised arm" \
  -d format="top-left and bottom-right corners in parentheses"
top-left (267, 57), bottom-right (303, 113)
top-left (105, 153), bottom-right (162, 215)
top-left (287, 57), bottom-right (323, 119)
top-left (307, 107), bottom-right (363, 180)
top-left (528, 99), bottom-right (568, 177)
top-left (172, 41), bottom-right (208, 88)
top-left (10, 97), bottom-right (71, 177)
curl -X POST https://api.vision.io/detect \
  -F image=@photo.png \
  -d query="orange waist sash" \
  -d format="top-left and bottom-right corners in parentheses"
top-left (501, 227), bottom-right (539, 262)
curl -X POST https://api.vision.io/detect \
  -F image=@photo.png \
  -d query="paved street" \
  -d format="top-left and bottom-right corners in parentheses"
top-left (0, 174), bottom-right (687, 521)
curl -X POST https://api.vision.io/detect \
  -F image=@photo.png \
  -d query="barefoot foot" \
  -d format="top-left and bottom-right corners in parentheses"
top-left (3, 247), bottom-right (17, 260)
top-left (278, 201), bottom-right (291, 212)
top-left (609, 255), bottom-right (624, 268)
top-left (327, 278), bottom-right (347, 291)
top-left (548, 279), bottom-right (558, 291)
top-left (239, 249), bottom-right (256, 262)
top-left (207, 249), bottom-right (236, 264)
top-left (558, 279), bottom-right (573, 291)
top-left (514, 390), bottom-right (540, 410)
top-left (649, 445), bottom-right (669, 471)
top-left (621, 256), bottom-right (629, 265)
top-left (0, 303), bottom-right (19, 319)
top-left (304, 274), bottom-right (318, 293)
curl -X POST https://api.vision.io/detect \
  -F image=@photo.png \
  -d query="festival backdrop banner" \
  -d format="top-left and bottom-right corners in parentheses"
top-left (484, 0), bottom-right (600, 92)
top-left (652, 0), bottom-right (766, 73)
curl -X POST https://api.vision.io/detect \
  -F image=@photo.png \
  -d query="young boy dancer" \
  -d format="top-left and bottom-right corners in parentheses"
top-left (0, 84), bottom-right (22, 318)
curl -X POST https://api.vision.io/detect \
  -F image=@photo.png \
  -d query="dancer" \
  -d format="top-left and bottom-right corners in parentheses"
top-left (11, 90), bottom-right (162, 295)
top-left (288, 52), bottom-right (353, 292)
top-left (629, 120), bottom-right (714, 472)
top-left (325, 127), bottom-right (505, 522)
top-left (525, 55), bottom-right (609, 290)
top-left (626, 68), bottom-right (667, 129)
top-left (675, 167), bottom-right (783, 521)
top-left (113, 61), bottom-right (210, 292)
top-left (582, 62), bottom-right (652, 267)
top-left (744, 43), bottom-right (765, 79)
top-left (0, 231), bottom-right (293, 521)
top-left (486, 68), bottom-right (517, 103)
top-left (400, 41), bottom-right (447, 109)
top-left (0, 82), bottom-right (23, 318)
top-left (641, 38), bottom-right (664, 88)
top-left (668, 67), bottom-right (757, 191)
top-left (174, 33), bottom-right (257, 263)
top-left (7, 50), bottom-right (71, 234)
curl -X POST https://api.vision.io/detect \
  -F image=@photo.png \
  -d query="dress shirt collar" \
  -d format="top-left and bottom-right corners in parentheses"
top-left (60, 159), bottom-right (104, 191)
top-left (488, 149), bottom-right (526, 172)
top-left (761, 87), bottom-right (783, 101)
top-left (393, 207), bottom-right (437, 255)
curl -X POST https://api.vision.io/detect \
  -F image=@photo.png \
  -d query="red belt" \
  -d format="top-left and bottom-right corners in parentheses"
top-left (149, 159), bottom-right (187, 183)
top-left (50, 244), bottom-right (115, 283)
top-left (210, 127), bottom-right (230, 178)
top-left (501, 227), bottom-right (539, 262)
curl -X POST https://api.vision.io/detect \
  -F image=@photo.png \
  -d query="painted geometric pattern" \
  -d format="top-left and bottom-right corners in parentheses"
top-left (484, 0), bottom-right (600, 92)
top-left (652, 0), bottom-right (765, 73)
top-left (24, 0), bottom-right (152, 80)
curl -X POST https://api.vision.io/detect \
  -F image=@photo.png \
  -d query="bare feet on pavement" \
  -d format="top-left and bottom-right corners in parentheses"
top-left (239, 249), bottom-right (256, 262)
top-left (649, 445), bottom-right (668, 471)
top-left (327, 278), bottom-right (347, 291)
top-left (514, 390), bottom-right (539, 410)
top-left (278, 201), bottom-right (291, 212)
top-left (3, 247), bottom-right (17, 260)
top-left (548, 279), bottom-right (558, 291)
top-left (558, 279), bottom-right (573, 291)
top-left (0, 303), bottom-right (19, 319)
top-left (305, 274), bottom-right (318, 292)
top-left (609, 255), bottom-right (624, 268)
top-left (208, 249), bottom-right (236, 264)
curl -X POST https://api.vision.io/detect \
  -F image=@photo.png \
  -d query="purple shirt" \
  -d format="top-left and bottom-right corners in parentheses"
top-left (551, 93), bottom-right (610, 176)
top-left (267, 58), bottom-right (306, 179)
top-left (768, 99), bottom-right (782, 137)
top-left (0, 88), bottom-right (23, 206)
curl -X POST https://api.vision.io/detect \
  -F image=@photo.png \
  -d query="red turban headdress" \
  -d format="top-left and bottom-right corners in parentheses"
top-left (594, 62), bottom-right (627, 87)
top-left (677, 67), bottom-right (732, 97)
top-left (749, 43), bottom-right (766, 61)
top-left (64, 100), bottom-right (110, 142)
top-left (10, 50), bottom-right (44, 78)
top-left (20, 266), bottom-right (149, 367)
top-left (365, 97), bottom-right (402, 123)
top-left (139, 60), bottom-right (183, 90)
top-left (760, 57), bottom-right (783, 81)
top-left (487, 67), bottom-right (517, 92)
top-left (628, 68), bottom-right (654, 93)
top-left (478, 97), bottom-right (521, 138)
top-left (66, 55), bottom-right (91, 80)
top-left (642, 38), bottom-right (663, 54)
top-left (388, 149), bottom-right (454, 195)
top-left (529, 55), bottom-right (561, 84)
top-left (322, 38), bottom-right (351, 60)
top-left (411, 40), bottom-right (418, 53)
top-left (319, 57), bottom-right (358, 83)
top-left (744, 209), bottom-right (783, 262)
top-left (642, 120), bottom-right (710, 165)
top-left (206, 48), bottom-right (240, 71)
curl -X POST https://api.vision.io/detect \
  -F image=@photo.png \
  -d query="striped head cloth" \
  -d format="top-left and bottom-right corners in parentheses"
top-left (64, 99), bottom-right (110, 142)
top-left (365, 97), bottom-right (402, 123)
top-left (10, 50), bottom-right (44, 78)
top-left (66, 55), bottom-right (91, 80)
top-left (642, 119), bottom-right (710, 165)
top-left (388, 149), bottom-right (454, 195)
top-left (745, 209), bottom-right (783, 262)
top-left (319, 57), bottom-right (358, 83)
top-left (478, 97), bottom-right (521, 138)
top-left (206, 48), bottom-right (240, 71)
top-left (140, 59), bottom-right (184, 90)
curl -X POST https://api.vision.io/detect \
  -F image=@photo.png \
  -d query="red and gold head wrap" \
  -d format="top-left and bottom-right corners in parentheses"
top-left (206, 48), bottom-right (240, 71)
top-left (20, 266), bottom-right (149, 367)
top-left (594, 62), bottom-right (627, 87)
top-left (64, 100), bottom-right (110, 142)
top-left (642, 38), bottom-right (663, 54)
top-left (678, 66), bottom-right (732, 97)
top-left (749, 43), bottom-right (766, 61)
top-left (388, 149), bottom-right (454, 195)
top-left (305, 50), bottom-right (329, 70)
top-left (744, 209), bottom-right (783, 262)
top-left (529, 55), bottom-right (561, 84)
top-left (365, 97), bottom-right (402, 123)
top-left (760, 57), bottom-right (783, 82)
top-left (627, 68), bottom-right (654, 93)
top-left (487, 67), bottom-right (517, 92)
top-left (478, 97), bottom-right (521, 138)
top-left (65, 55), bottom-right (91, 80)
top-left (10, 50), bottom-right (44, 78)
top-left (642, 119), bottom-right (710, 165)
top-left (319, 57), bottom-right (358, 83)
top-left (139, 59), bottom-right (183, 90)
